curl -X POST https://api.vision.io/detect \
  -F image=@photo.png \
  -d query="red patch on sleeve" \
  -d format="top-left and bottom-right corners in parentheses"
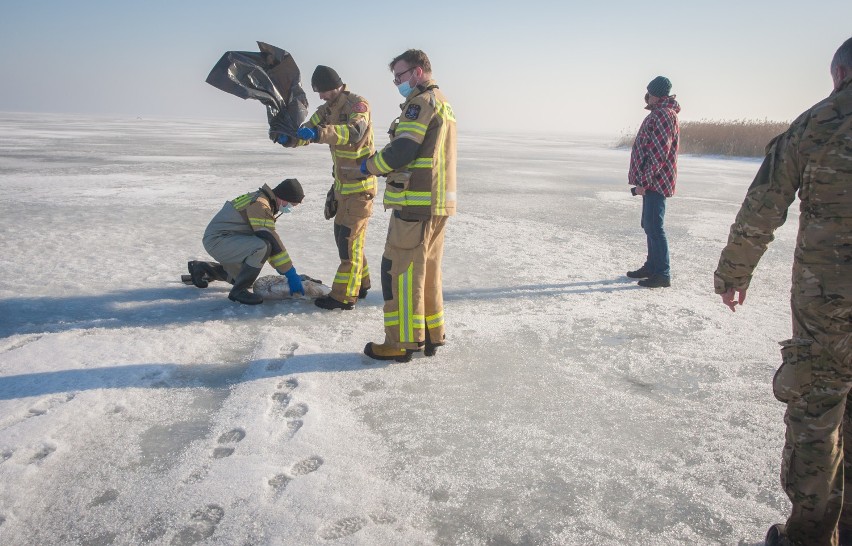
top-left (353, 102), bottom-right (368, 113)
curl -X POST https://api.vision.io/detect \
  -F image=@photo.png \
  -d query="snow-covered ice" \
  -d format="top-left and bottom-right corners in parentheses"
top-left (0, 113), bottom-right (796, 545)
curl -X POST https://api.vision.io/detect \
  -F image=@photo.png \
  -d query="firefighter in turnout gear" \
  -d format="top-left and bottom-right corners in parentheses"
top-left (715, 37), bottom-right (852, 546)
top-left (190, 179), bottom-right (305, 305)
top-left (278, 65), bottom-right (376, 311)
top-left (360, 49), bottom-right (457, 362)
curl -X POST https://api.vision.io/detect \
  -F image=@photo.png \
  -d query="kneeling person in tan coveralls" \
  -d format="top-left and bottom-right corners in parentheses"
top-left (361, 49), bottom-right (457, 362)
top-left (188, 179), bottom-right (306, 305)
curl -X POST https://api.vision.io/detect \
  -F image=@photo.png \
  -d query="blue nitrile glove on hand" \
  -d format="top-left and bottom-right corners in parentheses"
top-left (276, 134), bottom-right (289, 145)
top-left (360, 159), bottom-right (369, 176)
top-left (297, 127), bottom-right (317, 141)
top-left (283, 267), bottom-right (304, 296)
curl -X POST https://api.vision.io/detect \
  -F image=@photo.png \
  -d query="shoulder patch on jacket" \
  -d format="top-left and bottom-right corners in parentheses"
top-left (404, 104), bottom-right (421, 120)
top-left (353, 101), bottom-right (368, 113)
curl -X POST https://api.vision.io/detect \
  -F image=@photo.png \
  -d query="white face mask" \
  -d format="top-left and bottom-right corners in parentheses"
top-left (280, 203), bottom-right (294, 214)
top-left (397, 81), bottom-right (414, 98)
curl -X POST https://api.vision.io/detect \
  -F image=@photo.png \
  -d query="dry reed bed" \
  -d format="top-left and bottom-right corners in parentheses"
top-left (616, 119), bottom-right (790, 157)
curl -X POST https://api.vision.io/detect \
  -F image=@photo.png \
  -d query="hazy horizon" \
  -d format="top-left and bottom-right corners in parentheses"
top-left (1, 1), bottom-right (849, 135)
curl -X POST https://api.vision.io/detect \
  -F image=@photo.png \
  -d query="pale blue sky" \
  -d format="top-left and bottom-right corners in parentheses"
top-left (1, 0), bottom-right (848, 134)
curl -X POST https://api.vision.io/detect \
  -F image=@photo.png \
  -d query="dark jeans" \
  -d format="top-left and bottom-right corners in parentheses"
top-left (640, 190), bottom-right (670, 278)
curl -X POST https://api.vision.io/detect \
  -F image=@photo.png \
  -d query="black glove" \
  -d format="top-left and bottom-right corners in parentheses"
top-left (324, 185), bottom-right (338, 220)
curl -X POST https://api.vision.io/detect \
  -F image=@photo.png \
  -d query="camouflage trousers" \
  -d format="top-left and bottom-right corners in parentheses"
top-left (773, 294), bottom-right (852, 546)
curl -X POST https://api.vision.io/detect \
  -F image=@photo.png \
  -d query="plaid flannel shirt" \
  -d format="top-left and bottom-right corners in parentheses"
top-left (628, 96), bottom-right (681, 197)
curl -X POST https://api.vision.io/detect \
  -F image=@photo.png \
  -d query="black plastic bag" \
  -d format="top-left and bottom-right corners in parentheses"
top-left (206, 42), bottom-right (308, 140)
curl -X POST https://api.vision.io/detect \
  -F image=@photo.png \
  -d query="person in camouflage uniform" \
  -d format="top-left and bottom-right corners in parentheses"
top-left (714, 37), bottom-right (852, 546)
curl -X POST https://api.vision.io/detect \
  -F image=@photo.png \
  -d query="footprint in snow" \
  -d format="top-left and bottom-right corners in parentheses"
top-left (170, 504), bottom-right (224, 546)
top-left (284, 403), bottom-right (308, 419)
top-left (271, 378), bottom-right (298, 410)
top-left (285, 419), bottom-right (303, 437)
top-left (268, 455), bottom-right (324, 493)
top-left (87, 489), bottom-right (119, 508)
top-left (136, 512), bottom-right (168, 543)
top-left (29, 444), bottom-right (56, 464)
top-left (212, 428), bottom-right (245, 459)
top-left (2, 334), bottom-right (43, 353)
top-left (267, 343), bottom-right (299, 371)
top-left (318, 516), bottom-right (369, 540)
top-left (316, 512), bottom-right (396, 540)
top-left (27, 393), bottom-right (75, 417)
top-left (1, 448), bottom-right (12, 464)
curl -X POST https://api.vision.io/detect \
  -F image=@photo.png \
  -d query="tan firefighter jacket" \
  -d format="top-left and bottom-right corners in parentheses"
top-left (292, 86), bottom-right (376, 197)
top-left (214, 184), bottom-right (294, 273)
top-left (364, 79), bottom-right (457, 221)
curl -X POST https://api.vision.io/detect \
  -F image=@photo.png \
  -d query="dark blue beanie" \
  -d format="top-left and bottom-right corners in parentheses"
top-left (647, 76), bottom-right (672, 97)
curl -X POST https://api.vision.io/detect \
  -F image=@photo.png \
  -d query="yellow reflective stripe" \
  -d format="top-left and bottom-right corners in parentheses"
top-left (384, 190), bottom-right (432, 207)
top-left (396, 121), bottom-right (428, 136)
top-left (249, 218), bottom-right (275, 229)
top-left (333, 147), bottom-right (372, 160)
top-left (374, 151), bottom-right (392, 173)
top-left (269, 251), bottom-right (291, 267)
top-left (232, 193), bottom-right (253, 210)
top-left (346, 228), bottom-right (366, 297)
top-left (384, 311), bottom-right (399, 327)
top-left (441, 102), bottom-right (456, 122)
top-left (334, 272), bottom-right (351, 283)
top-left (334, 125), bottom-right (350, 145)
top-left (435, 101), bottom-right (453, 215)
top-left (309, 113), bottom-right (321, 125)
top-left (361, 265), bottom-right (370, 278)
top-left (426, 311), bottom-right (444, 328)
top-left (337, 177), bottom-right (376, 195)
top-left (412, 314), bottom-right (425, 328)
top-left (398, 262), bottom-right (414, 342)
top-left (409, 157), bottom-right (432, 169)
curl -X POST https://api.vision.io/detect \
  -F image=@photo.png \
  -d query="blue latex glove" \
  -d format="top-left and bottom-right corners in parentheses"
top-left (276, 134), bottom-right (289, 145)
top-left (283, 267), bottom-right (304, 295)
top-left (297, 127), bottom-right (317, 141)
top-left (360, 159), bottom-right (369, 176)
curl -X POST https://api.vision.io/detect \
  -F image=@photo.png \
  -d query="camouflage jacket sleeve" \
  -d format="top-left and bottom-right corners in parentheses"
top-left (365, 95), bottom-right (432, 175)
top-left (245, 199), bottom-right (294, 273)
top-left (714, 127), bottom-right (801, 293)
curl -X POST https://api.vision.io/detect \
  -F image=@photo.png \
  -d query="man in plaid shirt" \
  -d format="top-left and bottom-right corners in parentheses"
top-left (627, 76), bottom-right (680, 288)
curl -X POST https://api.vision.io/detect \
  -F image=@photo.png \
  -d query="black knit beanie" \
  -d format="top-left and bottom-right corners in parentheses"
top-left (647, 76), bottom-right (673, 98)
top-left (272, 178), bottom-right (304, 203)
top-left (311, 65), bottom-right (343, 92)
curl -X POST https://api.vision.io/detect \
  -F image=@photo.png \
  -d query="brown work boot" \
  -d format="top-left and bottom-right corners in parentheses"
top-left (363, 342), bottom-right (412, 363)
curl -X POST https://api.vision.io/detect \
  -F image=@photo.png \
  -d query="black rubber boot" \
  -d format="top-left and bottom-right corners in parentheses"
top-left (424, 329), bottom-right (445, 357)
top-left (188, 261), bottom-right (231, 288)
top-left (188, 261), bottom-right (209, 288)
top-left (228, 263), bottom-right (264, 305)
top-left (637, 275), bottom-right (671, 288)
top-left (315, 295), bottom-right (354, 310)
top-left (626, 266), bottom-right (652, 279)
